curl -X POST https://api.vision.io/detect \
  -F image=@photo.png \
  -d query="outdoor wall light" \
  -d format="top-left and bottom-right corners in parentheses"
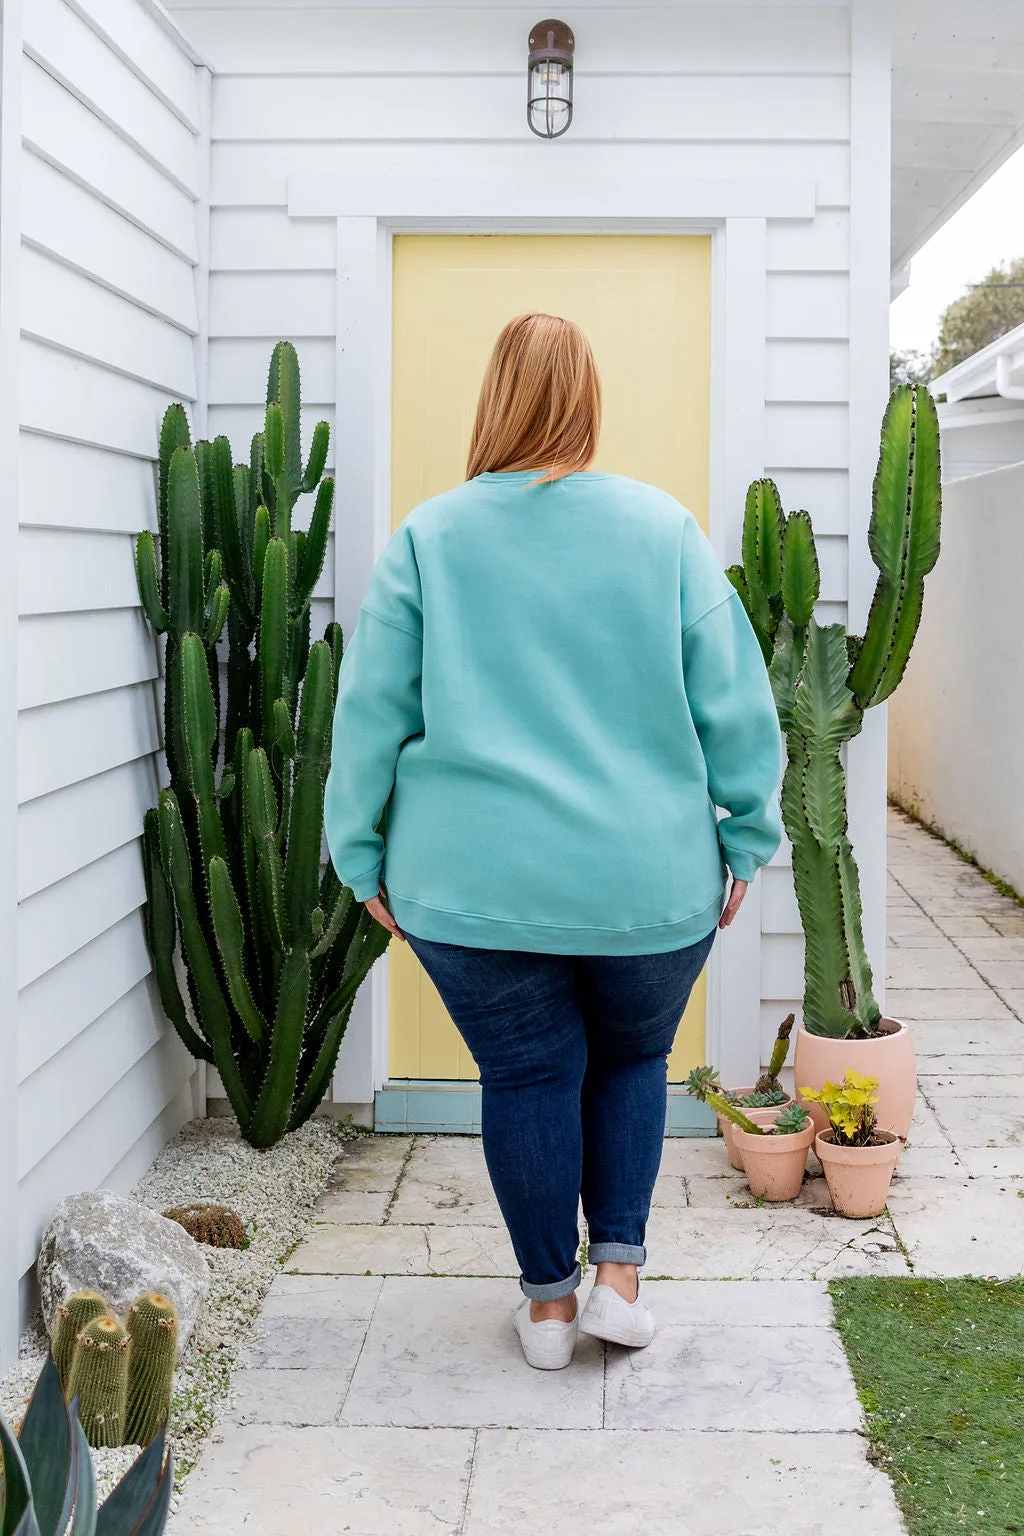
top-left (527, 19), bottom-right (574, 139)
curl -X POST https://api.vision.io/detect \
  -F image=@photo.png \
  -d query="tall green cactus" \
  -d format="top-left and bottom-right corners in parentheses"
top-left (729, 384), bottom-right (941, 1039)
top-left (137, 344), bottom-right (390, 1147)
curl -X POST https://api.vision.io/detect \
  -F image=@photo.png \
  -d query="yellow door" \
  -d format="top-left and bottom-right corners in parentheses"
top-left (389, 234), bottom-right (712, 1084)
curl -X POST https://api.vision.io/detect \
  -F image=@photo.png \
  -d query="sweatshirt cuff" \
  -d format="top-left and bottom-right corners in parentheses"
top-left (722, 849), bottom-right (762, 883)
top-left (346, 869), bottom-right (382, 902)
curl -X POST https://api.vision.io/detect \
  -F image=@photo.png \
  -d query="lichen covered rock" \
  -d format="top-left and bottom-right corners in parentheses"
top-left (38, 1189), bottom-right (209, 1356)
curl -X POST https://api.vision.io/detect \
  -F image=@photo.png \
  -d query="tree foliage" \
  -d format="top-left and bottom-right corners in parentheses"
top-left (932, 255), bottom-right (1024, 377)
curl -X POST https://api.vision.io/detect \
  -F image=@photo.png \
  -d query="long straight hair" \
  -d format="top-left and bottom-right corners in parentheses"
top-left (465, 313), bottom-right (602, 485)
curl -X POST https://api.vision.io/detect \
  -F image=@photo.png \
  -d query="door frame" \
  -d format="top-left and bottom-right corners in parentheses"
top-left (300, 171), bottom-right (816, 1106)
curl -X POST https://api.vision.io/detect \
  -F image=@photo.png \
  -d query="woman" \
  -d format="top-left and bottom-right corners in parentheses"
top-left (324, 313), bottom-right (782, 1371)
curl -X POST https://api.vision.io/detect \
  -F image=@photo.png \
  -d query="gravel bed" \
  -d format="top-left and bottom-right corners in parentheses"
top-left (1, 1114), bottom-right (354, 1510)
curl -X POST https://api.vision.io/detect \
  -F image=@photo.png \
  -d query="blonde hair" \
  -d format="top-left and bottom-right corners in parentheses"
top-left (466, 313), bottom-right (602, 485)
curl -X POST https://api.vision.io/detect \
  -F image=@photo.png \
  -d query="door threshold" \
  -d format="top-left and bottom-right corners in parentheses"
top-left (374, 1080), bottom-right (718, 1137)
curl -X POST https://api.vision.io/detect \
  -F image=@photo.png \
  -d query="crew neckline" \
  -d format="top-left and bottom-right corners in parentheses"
top-left (475, 470), bottom-right (611, 483)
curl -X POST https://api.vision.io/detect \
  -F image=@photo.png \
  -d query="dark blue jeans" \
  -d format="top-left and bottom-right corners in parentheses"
top-left (404, 928), bottom-right (717, 1300)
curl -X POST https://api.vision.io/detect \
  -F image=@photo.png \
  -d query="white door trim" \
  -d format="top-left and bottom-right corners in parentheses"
top-left (326, 206), bottom-right (795, 1102)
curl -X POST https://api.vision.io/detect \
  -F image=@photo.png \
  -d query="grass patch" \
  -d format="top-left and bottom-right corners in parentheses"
top-left (830, 1277), bottom-right (1024, 1536)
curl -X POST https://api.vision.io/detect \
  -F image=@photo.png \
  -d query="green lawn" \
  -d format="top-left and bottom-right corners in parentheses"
top-left (829, 1278), bottom-right (1024, 1536)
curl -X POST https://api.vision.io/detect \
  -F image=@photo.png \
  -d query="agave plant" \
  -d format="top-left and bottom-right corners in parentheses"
top-left (0, 1356), bottom-right (172, 1534)
top-left (728, 384), bottom-right (941, 1039)
top-left (136, 344), bottom-right (390, 1147)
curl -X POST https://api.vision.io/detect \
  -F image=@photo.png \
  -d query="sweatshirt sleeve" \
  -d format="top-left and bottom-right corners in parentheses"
top-left (323, 526), bottom-right (425, 902)
top-left (679, 519), bottom-right (784, 883)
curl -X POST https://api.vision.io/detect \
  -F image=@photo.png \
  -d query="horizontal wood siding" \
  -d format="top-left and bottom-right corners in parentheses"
top-left (15, 0), bottom-right (203, 1311)
top-left (164, 0), bottom-right (856, 1066)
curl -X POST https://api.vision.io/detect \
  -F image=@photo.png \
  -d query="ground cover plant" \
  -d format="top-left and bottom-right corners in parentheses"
top-left (830, 1276), bottom-right (1024, 1536)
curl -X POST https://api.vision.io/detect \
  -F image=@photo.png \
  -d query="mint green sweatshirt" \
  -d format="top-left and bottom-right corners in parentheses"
top-left (324, 471), bottom-right (782, 954)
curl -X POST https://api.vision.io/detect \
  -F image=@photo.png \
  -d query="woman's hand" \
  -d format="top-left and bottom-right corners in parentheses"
top-left (718, 877), bottom-right (748, 929)
top-left (365, 882), bottom-right (406, 941)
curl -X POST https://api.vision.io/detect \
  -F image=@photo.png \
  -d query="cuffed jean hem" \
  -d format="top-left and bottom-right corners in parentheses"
top-left (519, 1261), bottom-right (582, 1301)
top-left (587, 1242), bottom-right (647, 1265)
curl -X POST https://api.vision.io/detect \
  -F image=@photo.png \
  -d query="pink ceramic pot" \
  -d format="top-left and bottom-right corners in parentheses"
top-left (717, 1092), bottom-right (793, 1170)
top-left (733, 1119), bottom-right (816, 1202)
top-left (815, 1129), bottom-right (901, 1218)
top-left (794, 1018), bottom-right (916, 1141)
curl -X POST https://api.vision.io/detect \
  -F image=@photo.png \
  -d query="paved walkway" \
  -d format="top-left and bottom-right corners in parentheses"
top-left (173, 808), bottom-right (1023, 1534)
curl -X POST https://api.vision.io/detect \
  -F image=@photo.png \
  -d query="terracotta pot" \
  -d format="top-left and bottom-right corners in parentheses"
top-left (733, 1119), bottom-right (816, 1202)
top-left (815, 1129), bottom-right (901, 1218)
top-left (794, 1018), bottom-right (916, 1140)
top-left (716, 1092), bottom-right (793, 1170)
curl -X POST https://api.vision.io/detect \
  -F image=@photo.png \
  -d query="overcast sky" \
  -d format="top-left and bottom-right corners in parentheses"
top-left (890, 144), bottom-right (1024, 357)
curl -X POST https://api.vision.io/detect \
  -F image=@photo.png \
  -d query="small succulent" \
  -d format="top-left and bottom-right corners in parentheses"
top-left (725, 1087), bottom-right (787, 1109)
top-left (1, 1355), bottom-right (173, 1534)
top-left (163, 1201), bottom-right (247, 1249)
top-left (684, 1066), bottom-right (765, 1137)
top-left (770, 1103), bottom-right (812, 1136)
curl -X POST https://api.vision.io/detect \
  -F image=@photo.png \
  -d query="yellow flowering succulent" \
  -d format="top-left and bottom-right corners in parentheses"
top-left (800, 1070), bottom-right (880, 1146)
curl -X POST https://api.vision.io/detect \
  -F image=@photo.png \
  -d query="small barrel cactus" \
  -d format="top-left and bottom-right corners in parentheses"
top-left (125, 1292), bottom-right (179, 1446)
top-left (67, 1315), bottom-right (130, 1449)
top-left (163, 1202), bottom-right (247, 1249)
top-left (52, 1290), bottom-right (109, 1393)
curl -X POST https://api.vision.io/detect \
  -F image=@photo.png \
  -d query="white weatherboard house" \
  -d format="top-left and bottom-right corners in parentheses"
top-left (3, 0), bottom-right (1024, 1358)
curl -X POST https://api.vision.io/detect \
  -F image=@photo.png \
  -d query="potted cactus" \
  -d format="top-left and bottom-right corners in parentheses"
top-left (801, 1071), bottom-right (900, 1218)
top-left (728, 385), bottom-right (942, 1140)
top-left (714, 1015), bottom-right (794, 1169)
top-left (686, 1068), bottom-right (816, 1202)
top-left (136, 344), bottom-right (391, 1148)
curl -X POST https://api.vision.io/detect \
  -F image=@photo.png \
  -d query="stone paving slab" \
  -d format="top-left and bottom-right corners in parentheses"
top-left (462, 1429), bottom-right (904, 1536)
top-left (340, 1276), bottom-right (604, 1429)
top-left (171, 1425), bottom-right (475, 1534)
top-left (884, 1177), bottom-right (1024, 1276)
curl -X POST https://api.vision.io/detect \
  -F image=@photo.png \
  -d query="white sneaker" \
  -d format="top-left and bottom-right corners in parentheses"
top-left (579, 1283), bottom-right (656, 1348)
top-left (513, 1295), bottom-right (579, 1370)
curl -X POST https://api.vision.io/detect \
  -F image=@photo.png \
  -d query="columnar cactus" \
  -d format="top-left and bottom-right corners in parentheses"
top-left (728, 385), bottom-right (941, 1038)
top-left (137, 343), bottom-right (390, 1147)
top-left (67, 1315), bottom-right (130, 1449)
top-left (125, 1293), bottom-right (179, 1446)
top-left (52, 1291), bottom-right (109, 1393)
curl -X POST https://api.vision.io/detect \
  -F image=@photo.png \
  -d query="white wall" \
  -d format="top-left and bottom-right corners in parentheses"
top-left (11, 0), bottom-right (205, 1342)
top-left (889, 461), bottom-right (1024, 894)
top-left (936, 398), bottom-right (1024, 483)
top-left (165, 0), bottom-right (894, 1077)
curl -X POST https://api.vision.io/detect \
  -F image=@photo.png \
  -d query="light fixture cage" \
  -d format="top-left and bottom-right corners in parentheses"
top-left (527, 19), bottom-right (575, 139)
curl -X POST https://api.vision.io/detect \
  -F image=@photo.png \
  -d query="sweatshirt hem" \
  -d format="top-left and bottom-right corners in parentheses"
top-left (387, 889), bottom-right (724, 955)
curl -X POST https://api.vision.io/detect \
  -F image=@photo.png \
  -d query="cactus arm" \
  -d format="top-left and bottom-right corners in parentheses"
top-left (156, 789), bottom-right (252, 1125)
top-left (295, 912), bottom-right (390, 1129)
top-left (324, 621), bottom-right (344, 699)
top-left (310, 881), bottom-right (354, 960)
top-left (158, 404), bottom-right (191, 608)
top-left (246, 947), bottom-right (310, 1148)
top-left (283, 642), bottom-right (332, 945)
top-left (135, 533), bottom-right (168, 632)
top-left (301, 420), bottom-right (330, 493)
top-left (741, 478), bottom-right (784, 612)
top-left (165, 447), bottom-right (205, 636)
top-left (848, 384), bottom-right (942, 709)
top-left (780, 509), bottom-right (819, 628)
top-left (203, 582), bottom-right (230, 649)
top-left (248, 747), bottom-right (287, 952)
top-left (267, 340), bottom-right (303, 500)
top-left (258, 539), bottom-right (288, 747)
top-left (140, 810), bottom-right (212, 1062)
top-left (767, 1014), bottom-right (795, 1080)
top-left (272, 698), bottom-right (296, 760)
top-left (837, 837), bottom-right (881, 1030)
top-left (180, 635), bottom-right (229, 870)
top-left (295, 477), bottom-right (333, 613)
top-left (208, 855), bottom-right (266, 1044)
top-left (253, 504), bottom-right (271, 593)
